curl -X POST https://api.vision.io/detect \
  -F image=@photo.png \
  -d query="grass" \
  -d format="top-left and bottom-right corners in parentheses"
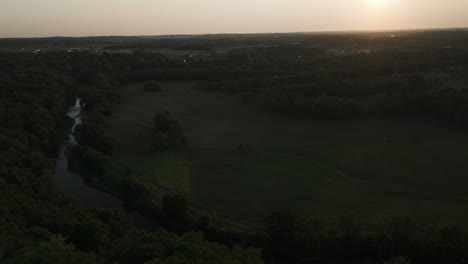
top-left (186, 144), bottom-right (468, 225)
top-left (187, 148), bottom-right (346, 220)
top-left (113, 143), bottom-right (468, 226)
top-left (111, 82), bottom-right (468, 150)
top-left (114, 151), bottom-right (191, 192)
top-left (310, 141), bottom-right (468, 198)
top-left (108, 81), bottom-right (468, 226)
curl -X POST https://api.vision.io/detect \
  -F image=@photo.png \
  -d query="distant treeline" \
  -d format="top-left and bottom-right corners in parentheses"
top-left (191, 44), bottom-right (468, 124)
top-left (2, 29), bottom-right (468, 50)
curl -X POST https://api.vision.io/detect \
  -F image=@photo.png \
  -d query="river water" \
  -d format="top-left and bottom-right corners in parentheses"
top-left (55, 99), bottom-right (155, 229)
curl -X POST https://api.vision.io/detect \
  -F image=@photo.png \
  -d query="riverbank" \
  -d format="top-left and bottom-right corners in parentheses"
top-left (67, 145), bottom-right (257, 234)
top-left (54, 98), bottom-right (158, 230)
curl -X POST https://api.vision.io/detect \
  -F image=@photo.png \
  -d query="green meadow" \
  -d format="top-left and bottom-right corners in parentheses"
top-left (109, 82), bottom-right (468, 226)
top-left (113, 143), bottom-right (468, 226)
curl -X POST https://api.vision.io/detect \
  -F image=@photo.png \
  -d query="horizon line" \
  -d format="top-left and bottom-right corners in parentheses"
top-left (1, 27), bottom-right (468, 40)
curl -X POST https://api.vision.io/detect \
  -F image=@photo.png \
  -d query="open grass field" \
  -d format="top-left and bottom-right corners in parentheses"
top-left (110, 82), bottom-right (468, 226)
top-left (111, 82), bottom-right (468, 150)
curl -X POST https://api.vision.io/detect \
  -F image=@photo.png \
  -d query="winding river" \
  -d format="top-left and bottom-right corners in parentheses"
top-left (55, 99), bottom-right (155, 229)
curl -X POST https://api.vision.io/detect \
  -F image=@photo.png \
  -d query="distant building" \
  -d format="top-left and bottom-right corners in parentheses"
top-left (67, 48), bottom-right (83, 53)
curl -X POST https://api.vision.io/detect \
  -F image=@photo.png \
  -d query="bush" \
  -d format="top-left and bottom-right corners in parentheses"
top-left (162, 192), bottom-right (188, 220)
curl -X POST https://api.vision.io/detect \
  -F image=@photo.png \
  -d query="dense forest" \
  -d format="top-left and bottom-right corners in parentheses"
top-left (2, 31), bottom-right (468, 263)
top-left (0, 52), bottom-right (262, 263)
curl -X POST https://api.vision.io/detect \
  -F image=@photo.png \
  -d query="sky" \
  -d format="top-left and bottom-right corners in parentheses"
top-left (0, 0), bottom-right (467, 38)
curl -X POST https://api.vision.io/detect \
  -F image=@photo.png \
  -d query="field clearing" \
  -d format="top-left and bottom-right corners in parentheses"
top-left (110, 82), bottom-right (468, 225)
top-left (110, 82), bottom-right (468, 151)
top-left (114, 145), bottom-right (468, 225)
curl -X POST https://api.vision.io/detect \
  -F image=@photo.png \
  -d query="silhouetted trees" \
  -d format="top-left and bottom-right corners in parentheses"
top-left (261, 210), bottom-right (468, 264)
top-left (152, 111), bottom-right (187, 151)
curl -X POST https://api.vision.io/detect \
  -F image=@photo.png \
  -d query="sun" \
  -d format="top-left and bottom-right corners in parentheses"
top-left (367, 0), bottom-right (390, 6)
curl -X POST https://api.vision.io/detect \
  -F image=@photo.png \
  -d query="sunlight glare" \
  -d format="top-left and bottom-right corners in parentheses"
top-left (367, 0), bottom-right (390, 7)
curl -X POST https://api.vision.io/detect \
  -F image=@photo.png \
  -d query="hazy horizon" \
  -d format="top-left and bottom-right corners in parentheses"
top-left (2, 27), bottom-right (468, 39)
top-left (1, 0), bottom-right (468, 38)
